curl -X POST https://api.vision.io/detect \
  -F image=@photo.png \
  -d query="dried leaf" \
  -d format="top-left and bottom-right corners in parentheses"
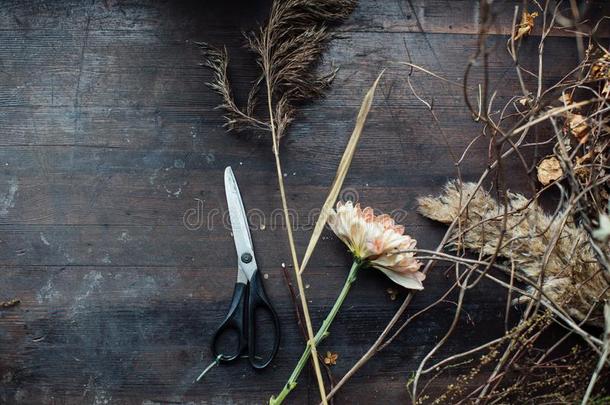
top-left (513, 11), bottom-right (539, 40)
top-left (537, 156), bottom-right (563, 185)
top-left (590, 51), bottom-right (610, 79)
top-left (576, 151), bottom-right (593, 166)
top-left (323, 351), bottom-right (338, 366)
top-left (299, 71), bottom-right (384, 274)
top-left (567, 113), bottom-right (590, 143)
top-left (603, 80), bottom-right (610, 97)
top-left (574, 152), bottom-right (592, 180)
top-left (559, 92), bottom-right (573, 106)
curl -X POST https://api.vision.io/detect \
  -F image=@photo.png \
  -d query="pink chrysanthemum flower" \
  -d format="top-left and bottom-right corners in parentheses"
top-left (327, 201), bottom-right (424, 290)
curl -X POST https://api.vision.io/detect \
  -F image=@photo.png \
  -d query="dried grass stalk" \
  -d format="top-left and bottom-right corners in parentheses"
top-left (200, 2), bottom-right (357, 403)
top-left (418, 181), bottom-right (610, 327)
top-left (300, 70), bottom-right (383, 274)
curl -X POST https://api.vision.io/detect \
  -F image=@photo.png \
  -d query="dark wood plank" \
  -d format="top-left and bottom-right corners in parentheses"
top-left (1, 0), bottom-right (602, 36)
top-left (0, 1), bottom-right (593, 404)
top-left (0, 262), bottom-right (511, 404)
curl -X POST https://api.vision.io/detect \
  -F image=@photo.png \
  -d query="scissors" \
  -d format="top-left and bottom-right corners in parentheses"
top-left (211, 166), bottom-right (281, 369)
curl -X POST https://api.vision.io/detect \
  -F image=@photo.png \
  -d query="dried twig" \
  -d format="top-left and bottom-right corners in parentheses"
top-left (326, 1), bottom-right (610, 403)
top-left (582, 301), bottom-right (610, 404)
top-left (0, 298), bottom-right (20, 309)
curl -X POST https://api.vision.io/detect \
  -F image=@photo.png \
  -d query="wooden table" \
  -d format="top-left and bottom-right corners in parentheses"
top-left (0, 1), bottom-right (588, 403)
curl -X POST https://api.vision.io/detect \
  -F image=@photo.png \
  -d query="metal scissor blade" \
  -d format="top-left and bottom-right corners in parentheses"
top-left (224, 167), bottom-right (257, 282)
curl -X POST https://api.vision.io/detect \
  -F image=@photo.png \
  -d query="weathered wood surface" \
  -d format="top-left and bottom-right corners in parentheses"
top-left (0, 1), bottom-right (599, 404)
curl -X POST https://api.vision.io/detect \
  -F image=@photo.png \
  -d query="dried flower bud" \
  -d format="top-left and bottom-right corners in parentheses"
top-left (566, 113), bottom-right (590, 143)
top-left (537, 156), bottom-right (563, 185)
top-left (323, 351), bottom-right (338, 366)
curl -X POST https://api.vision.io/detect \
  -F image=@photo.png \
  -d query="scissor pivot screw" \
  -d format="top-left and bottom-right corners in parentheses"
top-left (241, 253), bottom-right (253, 263)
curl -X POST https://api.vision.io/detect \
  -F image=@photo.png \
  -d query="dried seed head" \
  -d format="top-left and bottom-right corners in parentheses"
top-left (418, 181), bottom-right (609, 327)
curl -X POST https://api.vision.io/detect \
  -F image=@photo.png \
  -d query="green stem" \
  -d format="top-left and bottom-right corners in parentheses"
top-left (270, 260), bottom-right (362, 405)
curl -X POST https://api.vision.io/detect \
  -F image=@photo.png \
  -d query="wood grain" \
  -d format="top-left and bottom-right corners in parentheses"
top-left (0, 1), bottom-right (599, 404)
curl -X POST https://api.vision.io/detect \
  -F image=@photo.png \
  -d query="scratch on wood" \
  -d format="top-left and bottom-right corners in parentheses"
top-left (70, 270), bottom-right (104, 316)
top-left (39, 232), bottom-right (51, 246)
top-left (474, 0), bottom-right (480, 32)
top-left (37, 279), bottom-right (61, 304)
top-left (405, 0), bottom-right (444, 70)
top-left (92, 390), bottom-right (112, 405)
top-left (117, 231), bottom-right (131, 242)
top-left (0, 176), bottom-right (18, 217)
top-left (73, 3), bottom-right (93, 138)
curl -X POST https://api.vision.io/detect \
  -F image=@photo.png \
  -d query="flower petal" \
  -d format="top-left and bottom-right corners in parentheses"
top-left (376, 266), bottom-right (424, 290)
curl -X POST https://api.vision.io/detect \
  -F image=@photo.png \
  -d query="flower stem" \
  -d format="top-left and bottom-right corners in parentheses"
top-left (270, 260), bottom-right (361, 405)
top-left (263, 32), bottom-right (327, 404)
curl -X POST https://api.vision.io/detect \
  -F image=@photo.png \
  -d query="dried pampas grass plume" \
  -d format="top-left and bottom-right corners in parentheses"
top-left (198, 43), bottom-right (269, 132)
top-left (200, 0), bottom-right (357, 140)
top-left (418, 181), bottom-right (609, 327)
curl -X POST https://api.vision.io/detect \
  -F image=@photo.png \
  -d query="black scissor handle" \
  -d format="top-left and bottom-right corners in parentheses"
top-left (211, 282), bottom-right (248, 363)
top-left (247, 269), bottom-right (281, 369)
